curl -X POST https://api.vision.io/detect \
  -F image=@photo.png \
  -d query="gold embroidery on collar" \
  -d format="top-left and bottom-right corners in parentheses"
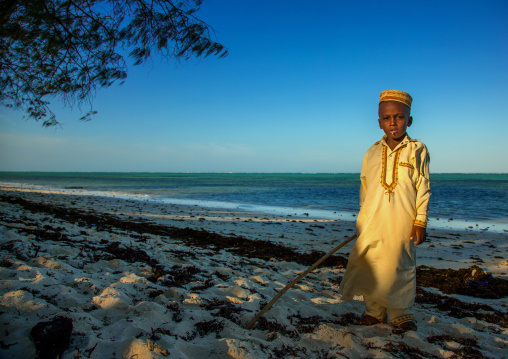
top-left (380, 145), bottom-right (406, 201)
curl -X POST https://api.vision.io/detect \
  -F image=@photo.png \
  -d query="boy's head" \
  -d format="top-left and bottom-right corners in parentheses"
top-left (378, 90), bottom-right (413, 145)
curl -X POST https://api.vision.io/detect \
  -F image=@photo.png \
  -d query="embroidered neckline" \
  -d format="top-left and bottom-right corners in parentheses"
top-left (380, 144), bottom-right (406, 200)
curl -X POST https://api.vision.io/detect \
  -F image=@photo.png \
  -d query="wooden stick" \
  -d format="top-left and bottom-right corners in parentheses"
top-left (245, 233), bottom-right (357, 330)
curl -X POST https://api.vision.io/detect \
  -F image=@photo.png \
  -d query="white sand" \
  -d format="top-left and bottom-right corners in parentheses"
top-left (0, 186), bottom-right (507, 358)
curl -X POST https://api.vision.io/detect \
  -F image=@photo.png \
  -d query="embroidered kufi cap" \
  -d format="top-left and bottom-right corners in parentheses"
top-left (379, 90), bottom-right (412, 108)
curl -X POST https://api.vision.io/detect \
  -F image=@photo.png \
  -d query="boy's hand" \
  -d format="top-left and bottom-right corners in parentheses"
top-left (410, 225), bottom-right (426, 246)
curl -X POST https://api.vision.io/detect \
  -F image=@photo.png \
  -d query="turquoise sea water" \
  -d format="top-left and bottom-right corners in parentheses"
top-left (1, 172), bottom-right (507, 233)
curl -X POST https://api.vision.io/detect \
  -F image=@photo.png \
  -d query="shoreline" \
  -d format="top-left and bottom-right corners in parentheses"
top-left (2, 183), bottom-right (508, 234)
top-left (1, 184), bottom-right (507, 277)
top-left (1, 187), bottom-right (507, 358)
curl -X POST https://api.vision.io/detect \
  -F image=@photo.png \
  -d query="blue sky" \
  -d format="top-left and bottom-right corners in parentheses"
top-left (1, 0), bottom-right (507, 173)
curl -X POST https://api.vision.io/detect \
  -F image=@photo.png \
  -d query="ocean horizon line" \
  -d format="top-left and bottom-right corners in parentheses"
top-left (1, 171), bottom-right (508, 175)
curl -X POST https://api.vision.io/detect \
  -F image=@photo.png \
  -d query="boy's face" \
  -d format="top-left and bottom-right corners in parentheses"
top-left (378, 101), bottom-right (412, 144)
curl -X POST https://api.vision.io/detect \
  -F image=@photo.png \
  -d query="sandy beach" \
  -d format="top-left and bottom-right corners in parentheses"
top-left (0, 185), bottom-right (507, 358)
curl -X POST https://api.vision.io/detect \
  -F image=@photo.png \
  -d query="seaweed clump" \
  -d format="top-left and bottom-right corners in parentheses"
top-left (427, 335), bottom-right (486, 359)
top-left (417, 265), bottom-right (508, 299)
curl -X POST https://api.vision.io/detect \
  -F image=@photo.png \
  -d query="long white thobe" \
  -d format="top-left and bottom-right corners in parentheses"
top-left (339, 134), bottom-right (431, 309)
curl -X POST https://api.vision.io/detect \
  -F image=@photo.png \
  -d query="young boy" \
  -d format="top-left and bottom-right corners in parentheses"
top-left (339, 90), bottom-right (431, 332)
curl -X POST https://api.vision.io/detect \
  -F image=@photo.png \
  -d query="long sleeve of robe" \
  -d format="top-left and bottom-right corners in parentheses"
top-left (339, 134), bottom-right (431, 309)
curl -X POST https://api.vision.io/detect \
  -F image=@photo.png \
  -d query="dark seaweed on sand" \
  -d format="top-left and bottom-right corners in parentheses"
top-left (383, 342), bottom-right (440, 359)
top-left (1, 193), bottom-right (508, 330)
top-left (427, 335), bottom-right (486, 359)
top-left (4, 193), bottom-right (507, 297)
top-left (288, 314), bottom-right (323, 333)
top-left (253, 317), bottom-right (299, 338)
top-left (417, 265), bottom-right (508, 299)
top-left (0, 194), bottom-right (348, 268)
top-left (415, 287), bottom-right (507, 327)
top-left (194, 319), bottom-right (225, 338)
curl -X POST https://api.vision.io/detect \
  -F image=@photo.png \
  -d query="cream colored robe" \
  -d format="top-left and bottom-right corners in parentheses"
top-left (339, 135), bottom-right (431, 309)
